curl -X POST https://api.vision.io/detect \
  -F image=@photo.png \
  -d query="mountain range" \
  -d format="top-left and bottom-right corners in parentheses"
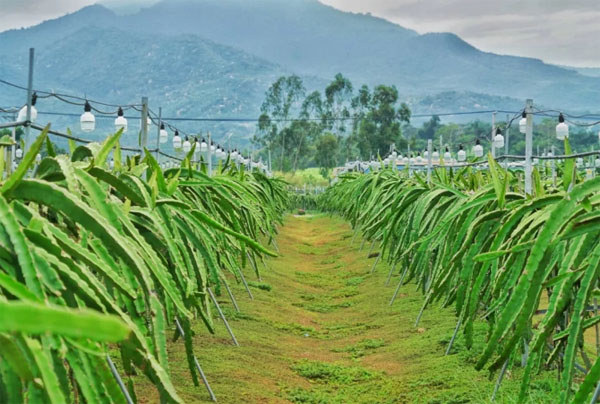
top-left (1, 0), bottom-right (598, 146)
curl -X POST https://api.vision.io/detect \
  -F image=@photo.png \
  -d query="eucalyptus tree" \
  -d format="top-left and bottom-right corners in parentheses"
top-left (258, 75), bottom-right (305, 171)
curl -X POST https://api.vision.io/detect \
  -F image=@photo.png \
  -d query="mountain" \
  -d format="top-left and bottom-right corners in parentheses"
top-left (114, 0), bottom-right (600, 111)
top-left (558, 65), bottom-right (600, 78)
top-left (0, 18), bottom-right (297, 149)
top-left (1, 0), bottom-right (598, 147)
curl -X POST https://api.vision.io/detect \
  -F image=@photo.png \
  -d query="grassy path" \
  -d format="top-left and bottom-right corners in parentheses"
top-left (138, 214), bottom-right (556, 403)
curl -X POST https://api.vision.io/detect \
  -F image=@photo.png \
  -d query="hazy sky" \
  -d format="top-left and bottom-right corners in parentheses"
top-left (1, 0), bottom-right (599, 67)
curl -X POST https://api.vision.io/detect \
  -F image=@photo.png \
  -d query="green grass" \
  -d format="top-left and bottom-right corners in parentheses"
top-left (332, 338), bottom-right (386, 359)
top-left (247, 281), bottom-right (272, 291)
top-left (292, 360), bottom-right (379, 383)
top-left (134, 214), bottom-right (560, 403)
top-left (275, 168), bottom-right (330, 187)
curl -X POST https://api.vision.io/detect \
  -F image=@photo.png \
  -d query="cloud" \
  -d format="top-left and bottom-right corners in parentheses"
top-left (320, 0), bottom-right (600, 66)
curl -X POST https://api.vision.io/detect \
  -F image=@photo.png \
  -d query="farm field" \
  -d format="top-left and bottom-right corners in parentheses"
top-left (135, 214), bottom-right (557, 403)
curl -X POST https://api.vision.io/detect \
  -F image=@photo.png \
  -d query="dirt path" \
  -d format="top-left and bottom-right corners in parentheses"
top-left (136, 215), bottom-right (554, 403)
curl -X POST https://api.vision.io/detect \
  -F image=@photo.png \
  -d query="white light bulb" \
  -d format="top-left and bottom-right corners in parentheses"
top-left (172, 131), bottom-right (182, 149)
top-left (159, 126), bottom-right (168, 144)
top-left (494, 134), bottom-right (504, 149)
top-left (80, 112), bottom-right (95, 132)
top-left (457, 148), bottom-right (466, 162)
top-left (115, 108), bottom-right (127, 132)
top-left (80, 101), bottom-right (95, 132)
top-left (182, 137), bottom-right (192, 153)
top-left (519, 116), bottom-right (527, 134)
top-left (473, 143), bottom-right (484, 157)
top-left (15, 147), bottom-right (23, 159)
top-left (18, 105), bottom-right (37, 123)
top-left (556, 117), bottom-right (569, 140)
top-left (200, 139), bottom-right (208, 152)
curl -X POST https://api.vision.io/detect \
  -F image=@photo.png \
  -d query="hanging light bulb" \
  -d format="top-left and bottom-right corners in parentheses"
top-left (35, 153), bottom-right (41, 164)
top-left (519, 110), bottom-right (527, 134)
top-left (17, 92), bottom-right (38, 122)
top-left (473, 139), bottom-right (484, 157)
top-left (194, 137), bottom-right (201, 154)
top-left (416, 153), bottom-right (423, 163)
top-left (443, 147), bottom-right (451, 161)
top-left (172, 130), bottom-right (182, 149)
top-left (432, 148), bottom-right (439, 160)
top-left (457, 145), bottom-right (466, 162)
top-left (80, 101), bottom-right (95, 132)
top-left (159, 123), bottom-right (168, 144)
top-left (231, 149), bottom-right (238, 159)
top-left (556, 113), bottom-right (569, 140)
top-left (576, 157), bottom-right (584, 167)
top-left (109, 159), bottom-right (115, 169)
top-left (182, 136), bottom-right (192, 153)
top-left (494, 128), bottom-right (505, 149)
top-left (15, 145), bottom-right (23, 159)
top-left (200, 138), bottom-right (208, 152)
top-left (114, 107), bottom-right (128, 132)
top-left (595, 157), bottom-right (600, 167)
top-left (423, 150), bottom-right (429, 160)
top-left (410, 154), bottom-right (416, 164)
top-left (210, 141), bottom-right (216, 152)
top-left (391, 150), bottom-right (398, 159)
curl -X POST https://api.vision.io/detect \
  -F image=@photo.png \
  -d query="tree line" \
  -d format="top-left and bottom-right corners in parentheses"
top-left (253, 74), bottom-right (410, 177)
top-left (253, 74), bottom-right (600, 178)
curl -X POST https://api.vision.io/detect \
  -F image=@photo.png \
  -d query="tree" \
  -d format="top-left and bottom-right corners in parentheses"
top-left (417, 115), bottom-right (441, 140)
top-left (352, 85), bottom-right (411, 160)
top-left (258, 75), bottom-right (305, 170)
top-left (323, 73), bottom-right (353, 135)
top-left (314, 133), bottom-right (339, 179)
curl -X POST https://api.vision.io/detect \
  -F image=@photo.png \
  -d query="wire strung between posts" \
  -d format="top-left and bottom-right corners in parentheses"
top-left (0, 76), bottom-right (193, 139)
top-left (0, 78), bottom-right (142, 108)
top-left (533, 107), bottom-right (600, 120)
top-left (50, 94), bottom-right (137, 115)
top-left (6, 76), bottom-right (600, 126)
